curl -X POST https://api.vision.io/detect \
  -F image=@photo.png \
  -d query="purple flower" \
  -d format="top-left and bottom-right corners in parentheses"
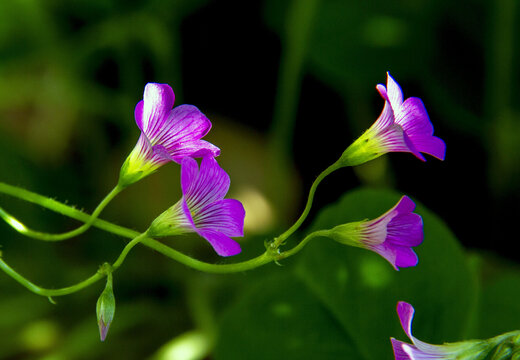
top-left (340, 73), bottom-right (445, 166)
top-left (391, 302), bottom-right (489, 360)
top-left (327, 196), bottom-right (423, 270)
top-left (119, 83), bottom-right (220, 186)
top-left (148, 156), bottom-right (245, 257)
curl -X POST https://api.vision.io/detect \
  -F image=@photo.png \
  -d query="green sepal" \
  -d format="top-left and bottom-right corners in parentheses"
top-left (118, 157), bottom-right (149, 188)
top-left (147, 203), bottom-right (191, 238)
top-left (337, 130), bottom-right (386, 167)
top-left (325, 221), bottom-right (366, 248)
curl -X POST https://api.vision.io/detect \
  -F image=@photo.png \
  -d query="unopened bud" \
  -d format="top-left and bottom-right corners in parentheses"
top-left (96, 272), bottom-right (115, 341)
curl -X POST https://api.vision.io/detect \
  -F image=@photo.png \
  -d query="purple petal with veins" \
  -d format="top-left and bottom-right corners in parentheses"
top-left (390, 302), bottom-right (478, 360)
top-left (383, 73), bottom-right (446, 161)
top-left (132, 83), bottom-right (220, 167)
top-left (360, 196), bottom-right (423, 270)
top-left (177, 157), bottom-right (244, 256)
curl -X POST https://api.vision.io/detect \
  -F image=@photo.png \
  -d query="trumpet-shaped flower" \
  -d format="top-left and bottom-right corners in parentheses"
top-left (148, 156), bottom-right (245, 257)
top-left (391, 301), bottom-right (520, 360)
top-left (119, 83), bottom-right (220, 187)
top-left (325, 196), bottom-right (423, 270)
top-left (339, 73), bottom-right (445, 166)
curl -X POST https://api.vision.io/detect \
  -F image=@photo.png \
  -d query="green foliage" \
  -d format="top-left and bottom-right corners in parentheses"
top-left (478, 268), bottom-right (520, 339)
top-left (264, 0), bottom-right (442, 90)
top-left (217, 273), bottom-right (363, 359)
top-left (216, 188), bottom-right (478, 360)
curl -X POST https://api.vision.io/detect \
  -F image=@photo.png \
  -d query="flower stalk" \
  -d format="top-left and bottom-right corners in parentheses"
top-left (0, 184), bottom-right (122, 242)
top-left (270, 162), bottom-right (340, 250)
top-left (0, 181), bottom-right (324, 298)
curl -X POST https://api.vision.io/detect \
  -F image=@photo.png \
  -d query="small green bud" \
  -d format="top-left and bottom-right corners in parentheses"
top-left (96, 273), bottom-right (115, 342)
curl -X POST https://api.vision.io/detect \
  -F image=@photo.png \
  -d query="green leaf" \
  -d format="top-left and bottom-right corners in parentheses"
top-left (477, 266), bottom-right (520, 339)
top-left (216, 187), bottom-right (477, 360)
top-left (216, 273), bottom-right (365, 360)
top-left (295, 187), bottom-right (478, 359)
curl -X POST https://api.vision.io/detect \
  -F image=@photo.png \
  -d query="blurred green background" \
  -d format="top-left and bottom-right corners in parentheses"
top-left (1, 0), bottom-right (519, 359)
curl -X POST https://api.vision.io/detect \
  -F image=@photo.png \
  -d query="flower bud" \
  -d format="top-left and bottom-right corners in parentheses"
top-left (96, 273), bottom-right (115, 341)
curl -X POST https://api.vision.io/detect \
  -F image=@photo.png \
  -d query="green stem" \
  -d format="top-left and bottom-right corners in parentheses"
top-left (111, 233), bottom-right (148, 270)
top-left (0, 183), bottom-right (289, 274)
top-left (0, 183), bottom-right (122, 241)
top-left (277, 230), bottom-right (329, 259)
top-left (0, 257), bottom-right (104, 297)
top-left (0, 182), bottom-right (320, 276)
top-left (1, 182), bottom-right (136, 239)
top-left (271, 163), bottom-right (339, 249)
top-left (141, 242), bottom-right (272, 274)
top-left (0, 232), bottom-right (146, 298)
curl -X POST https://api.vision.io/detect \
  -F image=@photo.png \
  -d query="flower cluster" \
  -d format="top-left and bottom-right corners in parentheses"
top-left (122, 83), bottom-right (245, 257)
top-left (0, 72), bottom-right (453, 345)
top-left (320, 72), bottom-right (445, 270)
top-left (131, 73), bottom-right (444, 264)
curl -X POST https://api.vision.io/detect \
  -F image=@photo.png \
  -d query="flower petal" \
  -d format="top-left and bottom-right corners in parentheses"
top-left (181, 157), bottom-right (200, 196)
top-left (402, 132), bottom-right (426, 161)
top-left (154, 104), bottom-right (212, 151)
top-left (378, 124), bottom-right (416, 154)
top-left (397, 301), bottom-right (416, 341)
top-left (373, 85), bottom-right (395, 131)
top-left (394, 245), bottom-right (419, 268)
top-left (401, 343), bottom-right (440, 360)
top-left (391, 338), bottom-right (414, 360)
top-left (397, 98), bottom-right (445, 160)
top-left (394, 196), bottom-right (416, 214)
top-left (411, 135), bottom-right (446, 161)
top-left (170, 140), bottom-right (221, 163)
top-left (396, 98), bottom-right (433, 136)
top-left (195, 199), bottom-right (245, 237)
top-left (183, 157), bottom-right (230, 213)
top-left (151, 144), bottom-right (173, 163)
top-left (134, 100), bottom-right (144, 131)
top-left (198, 229), bottom-right (241, 256)
top-left (387, 213), bottom-right (423, 247)
top-left (386, 72), bottom-right (404, 107)
top-left (369, 92), bottom-right (416, 156)
top-left (372, 241), bottom-right (418, 269)
top-left (138, 83), bottom-right (175, 137)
